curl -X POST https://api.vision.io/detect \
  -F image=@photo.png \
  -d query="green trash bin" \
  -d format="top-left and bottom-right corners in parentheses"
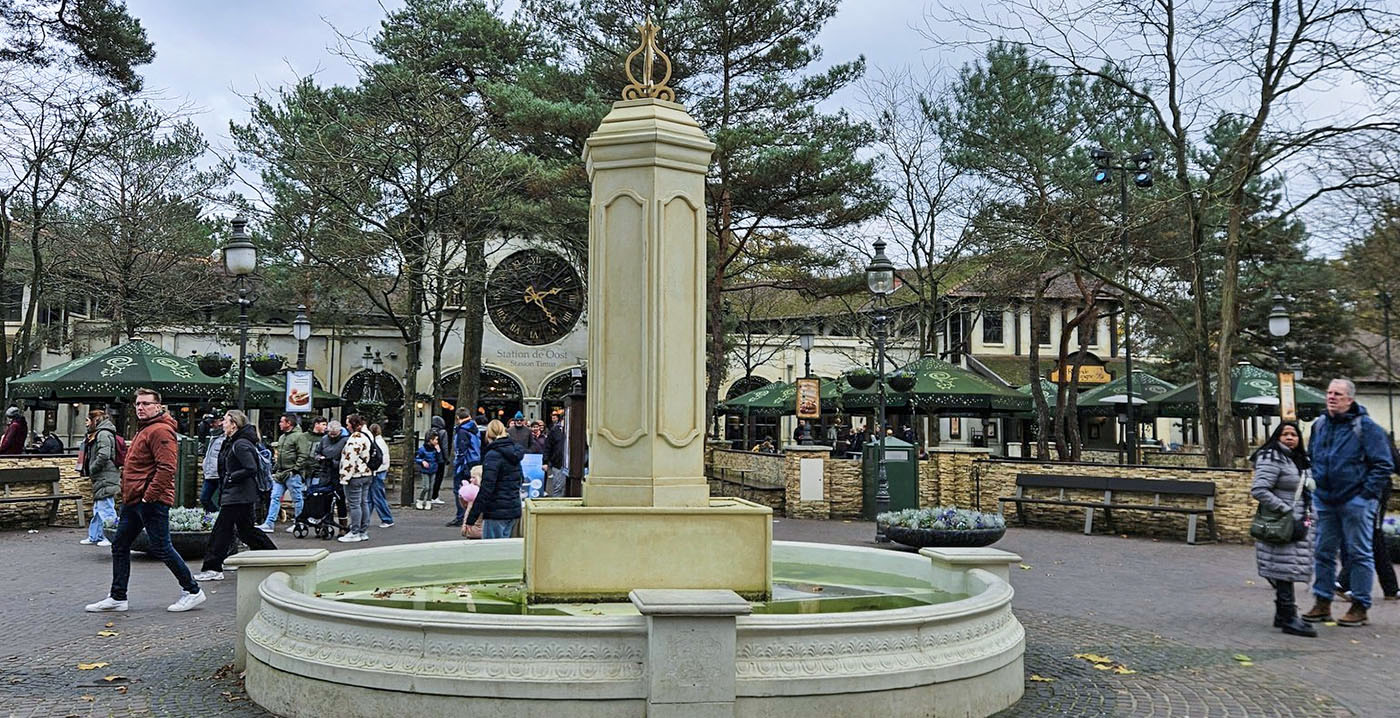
top-left (174, 434), bottom-right (200, 508)
top-left (862, 436), bottom-right (919, 519)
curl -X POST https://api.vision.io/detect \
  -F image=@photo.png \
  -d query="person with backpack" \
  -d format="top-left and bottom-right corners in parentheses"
top-left (338, 414), bottom-right (376, 543)
top-left (1301, 378), bottom-right (1394, 627)
top-left (78, 409), bottom-right (121, 547)
top-left (193, 410), bottom-right (277, 581)
top-left (365, 423), bottom-right (394, 528)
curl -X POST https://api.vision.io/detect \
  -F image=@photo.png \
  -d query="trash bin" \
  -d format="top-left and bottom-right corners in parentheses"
top-left (174, 434), bottom-right (200, 508)
top-left (862, 436), bottom-right (919, 519)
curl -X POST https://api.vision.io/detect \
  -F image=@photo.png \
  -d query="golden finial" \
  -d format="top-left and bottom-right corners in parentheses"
top-left (622, 18), bottom-right (674, 102)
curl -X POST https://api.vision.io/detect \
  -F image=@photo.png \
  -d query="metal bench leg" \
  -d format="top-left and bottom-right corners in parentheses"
top-left (1083, 506), bottom-right (1094, 535)
top-left (1186, 514), bottom-right (1198, 545)
top-left (1017, 501), bottom-right (1029, 526)
top-left (46, 498), bottom-right (59, 526)
top-left (73, 497), bottom-right (86, 528)
top-left (1206, 512), bottom-right (1218, 543)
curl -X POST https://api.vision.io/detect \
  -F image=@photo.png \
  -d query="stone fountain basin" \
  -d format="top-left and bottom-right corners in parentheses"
top-left (240, 540), bottom-right (1025, 718)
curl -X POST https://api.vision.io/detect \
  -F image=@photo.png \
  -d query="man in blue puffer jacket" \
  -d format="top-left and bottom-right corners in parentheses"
top-left (1301, 378), bottom-right (1393, 627)
top-left (449, 407), bottom-right (481, 527)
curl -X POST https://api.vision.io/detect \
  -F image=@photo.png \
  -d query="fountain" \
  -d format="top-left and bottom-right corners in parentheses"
top-left (228, 20), bottom-right (1024, 718)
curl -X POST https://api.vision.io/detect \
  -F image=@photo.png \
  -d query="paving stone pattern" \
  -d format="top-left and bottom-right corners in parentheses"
top-left (3, 508), bottom-right (1396, 717)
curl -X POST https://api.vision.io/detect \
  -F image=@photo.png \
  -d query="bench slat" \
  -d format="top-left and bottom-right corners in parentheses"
top-left (0, 467), bottom-right (62, 483)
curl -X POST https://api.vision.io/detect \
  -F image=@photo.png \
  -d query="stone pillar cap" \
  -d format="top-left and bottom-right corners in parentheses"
top-left (225, 549), bottom-right (329, 568)
top-left (919, 547), bottom-right (1023, 566)
top-left (630, 589), bottom-right (753, 616)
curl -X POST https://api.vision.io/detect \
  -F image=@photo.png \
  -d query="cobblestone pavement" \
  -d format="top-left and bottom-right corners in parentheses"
top-left (2, 511), bottom-right (1394, 717)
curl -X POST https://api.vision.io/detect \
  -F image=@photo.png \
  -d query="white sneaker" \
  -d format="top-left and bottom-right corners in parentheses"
top-left (79, 537), bottom-right (97, 545)
top-left (258, 524), bottom-right (274, 533)
top-left (192, 570), bottom-right (224, 581)
top-left (431, 498), bottom-right (445, 505)
top-left (167, 590), bottom-right (206, 612)
top-left (97, 539), bottom-right (111, 547)
top-left (379, 522), bottom-right (394, 529)
top-left (84, 596), bottom-right (128, 612)
top-left (414, 501), bottom-right (424, 510)
top-left (356, 532), bottom-right (369, 542)
top-left (337, 533), bottom-right (358, 543)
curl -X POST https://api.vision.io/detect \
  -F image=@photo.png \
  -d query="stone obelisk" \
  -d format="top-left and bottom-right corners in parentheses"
top-left (522, 21), bottom-right (772, 601)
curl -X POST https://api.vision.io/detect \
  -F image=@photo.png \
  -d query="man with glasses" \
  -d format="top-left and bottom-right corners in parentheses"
top-left (1302, 378), bottom-right (1393, 627)
top-left (86, 388), bottom-right (204, 613)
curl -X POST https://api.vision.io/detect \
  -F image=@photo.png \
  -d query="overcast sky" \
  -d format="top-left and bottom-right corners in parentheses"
top-left (125, 0), bottom-right (945, 158)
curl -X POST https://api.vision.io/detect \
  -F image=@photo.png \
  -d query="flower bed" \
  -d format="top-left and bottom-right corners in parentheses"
top-left (878, 506), bottom-right (1007, 548)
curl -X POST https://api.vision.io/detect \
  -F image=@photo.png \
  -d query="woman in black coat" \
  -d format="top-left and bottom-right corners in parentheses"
top-left (466, 420), bottom-right (523, 539)
top-left (195, 410), bottom-right (276, 580)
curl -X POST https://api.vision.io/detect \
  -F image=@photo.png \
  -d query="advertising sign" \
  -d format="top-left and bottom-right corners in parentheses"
top-left (1279, 371), bottom-right (1297, 422)
top-left (285, 370), bottom-right (314, 413)
top-left (520, 453), bottom-right (545, 500)
top-left (796, 377), bottom-right (821, 419)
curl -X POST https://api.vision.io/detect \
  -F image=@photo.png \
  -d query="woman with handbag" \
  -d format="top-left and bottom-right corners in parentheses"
top-left (1250, 421), bottom-right (1316, 637)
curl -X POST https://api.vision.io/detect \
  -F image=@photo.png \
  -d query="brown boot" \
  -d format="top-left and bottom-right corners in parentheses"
top-left (1337, 603), bottom-right (1368, 627)
top-left (1301, 598), bottom-right (1332, 623)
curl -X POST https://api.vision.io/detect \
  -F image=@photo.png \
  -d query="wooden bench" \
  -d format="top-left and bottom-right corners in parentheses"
top-left (0, 467), bottom-right (85, 527)
top-left (997, 473), bottom-right (1217, 544)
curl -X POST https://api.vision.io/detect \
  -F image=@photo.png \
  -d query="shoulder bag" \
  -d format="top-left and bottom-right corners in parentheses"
top-left (1249, 467), bottom-right (1308, 545)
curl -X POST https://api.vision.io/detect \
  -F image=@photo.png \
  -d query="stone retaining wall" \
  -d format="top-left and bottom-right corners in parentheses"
top-left (0, 454), bottom-right (90, 529)
top-left (709, 449), bottom-right (785, 488)
top-left (974, 458), bottom-right (1255, 543)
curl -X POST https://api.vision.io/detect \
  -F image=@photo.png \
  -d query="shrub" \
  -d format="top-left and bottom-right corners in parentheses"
top-left (877, 506), bottom-right (1006, 531)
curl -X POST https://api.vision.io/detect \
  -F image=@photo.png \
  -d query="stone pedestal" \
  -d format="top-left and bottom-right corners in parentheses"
top-left (225, 549), bottom-right (328, 669)
top-left (919, 547), bottom-right (1023, 595)
top-left (580, 99), bottom-right (715, 509)
top-left (631, 589), bottom-right (751, 718)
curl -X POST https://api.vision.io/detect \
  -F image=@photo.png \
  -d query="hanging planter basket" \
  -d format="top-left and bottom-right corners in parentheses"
top-left (889, 373), bottom-right (916, 393)
top-left (198, 356), bottom-right (232, 378)
top-left (250, 357), bottom-right (284, 377)
top-left (846, 370), bottom-right (877, 391)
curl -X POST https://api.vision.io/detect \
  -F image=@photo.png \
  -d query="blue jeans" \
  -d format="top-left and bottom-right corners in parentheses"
top-left (1313, 495), bottom-right (1379, 608)
top-left (368, 471), bottom-right (394, 524)
top-left (260, 473), bottom-right (305, 528)
top-left (482, 519), bottom-right (515, 540)
top-left (110, 502), bottom-right (199, 601)
top-left (87, 497), bottom-right (117, 542)
top-left (199, 478), bottom-right (220, 513)
top-left (346, 476), bottom-right (372, 534)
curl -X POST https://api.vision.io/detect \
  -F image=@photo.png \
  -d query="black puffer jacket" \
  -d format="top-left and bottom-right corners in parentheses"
top-left (466, 437), bottom-right (523, 525)
top-left (217, 425), bottom-right (262, 506)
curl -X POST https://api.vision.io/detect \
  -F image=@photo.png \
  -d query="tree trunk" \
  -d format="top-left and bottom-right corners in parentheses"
top-left (454, 239), bottom-right (487, 419)
top-left (1028, 285), bottom-right (1050, 459)
top-left (1214, 188), bottom-right (1247, 462)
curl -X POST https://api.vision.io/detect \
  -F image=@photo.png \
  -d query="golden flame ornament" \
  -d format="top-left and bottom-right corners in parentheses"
top-left (621, 18), bottom-right (675, 102)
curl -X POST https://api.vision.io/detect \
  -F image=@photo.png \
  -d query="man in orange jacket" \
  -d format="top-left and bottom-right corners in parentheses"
top-left (86, 388), bottom-right (205, 613)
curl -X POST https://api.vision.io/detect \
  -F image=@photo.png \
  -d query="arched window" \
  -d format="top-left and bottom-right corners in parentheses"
top-left (341, 370), bottom-right (405, 435)
top-left (436, 367), bottom-right (526, 422)
top-left (725, 375), bottom-right (771, 400)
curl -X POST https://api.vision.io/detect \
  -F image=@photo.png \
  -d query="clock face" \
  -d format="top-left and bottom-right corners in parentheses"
top-left (485, 251), bottom-right (584, 346)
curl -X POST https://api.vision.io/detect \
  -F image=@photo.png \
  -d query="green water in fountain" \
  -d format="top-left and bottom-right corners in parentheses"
top-left (318, 560), bottom-right (963, 616)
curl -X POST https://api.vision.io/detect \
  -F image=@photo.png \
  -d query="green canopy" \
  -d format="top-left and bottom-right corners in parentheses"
top-left (843, 355), bottom-right (1030, 413)
top-left (720, 377), bottom-right (849, 416)
top-left (1076, 371), bottom-right (1177, 416)
top-left (1149, 364), bottom-right (1326, 419)
top-left (8, 340), bottom-right (233, 402)
top-left (1018, 379), bottom-right (1063, 410)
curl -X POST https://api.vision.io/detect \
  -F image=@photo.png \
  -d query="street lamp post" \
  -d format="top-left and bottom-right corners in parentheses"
top-left (1092, 147), bottom-right (1155, 464)
top-left (866, 239), bottom-right (896, 542)
top-left (222, 216), bottom-right (258, 412)
top-left (292, 305), bottom-right (311, 371)
top-left (1380, 291), bottom-right (1394, 438)
top-left (1268, 294), bottom-right (1291, 429)
top-left (799, 328), bottom-right (815, 446)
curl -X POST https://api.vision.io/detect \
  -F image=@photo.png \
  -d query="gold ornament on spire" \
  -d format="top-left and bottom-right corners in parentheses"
top-left (621, 18), bottom-right (675, 102)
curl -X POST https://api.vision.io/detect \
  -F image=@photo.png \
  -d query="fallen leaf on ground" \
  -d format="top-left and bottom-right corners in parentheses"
top-left (1073, 653), bottom-right (1114, 665)
top-left (101, 675), bottom-right (125, 682)
top-left (103, 622), bottom-right (113, 628)
top-left (1244, 579), bottom-right (1255, 585)
top-left (76, 662), bottom-right (109, 670)
top-left (1324, 621), bottom-right (1338, 627)
top-left (1019, 563), bottom-right (1032, 570)
top-left (96, 630), bottom-right (118, 637)
top-left (1111, 665), bottom-right (1137, 674)
top-left (80, 695), bottom-right (94, 702)
top-left (1029, 674), bottom-right (1056, 682)
top-left (115, 686), bottom-right (127, 694)
top-left (1232, 654), bottom-right (1252, 663)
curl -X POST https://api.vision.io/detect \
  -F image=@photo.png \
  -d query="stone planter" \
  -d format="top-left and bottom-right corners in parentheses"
top-left (198, 357), bottom-right (231, 377)
top-left (103, 527), bottom-right (236, 561)
top-left (251, 358), bottom-right (284, 376)
top-left (885, 524), bottom-right (1006, 548)
top-left (846, 372), bottom-right (877, 390)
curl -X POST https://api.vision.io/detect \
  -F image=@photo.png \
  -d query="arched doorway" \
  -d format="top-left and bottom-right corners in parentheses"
top-left (541, 369), bottom-right (585, 418)
top-left (724, 375), bottom-right (773, 447)
top-left (341, 370), bottom-right (405, 435)
top-left (436, 367), bottom-right (525, 425)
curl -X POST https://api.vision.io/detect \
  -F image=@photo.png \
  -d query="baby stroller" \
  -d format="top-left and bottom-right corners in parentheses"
top-left (294, 478), bottom-right (341, 540)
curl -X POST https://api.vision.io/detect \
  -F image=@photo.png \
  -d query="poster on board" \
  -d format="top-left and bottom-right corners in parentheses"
top-left (796, 377), bottom-right (821, 419)
top-left (285, 370), bottom-right (314, 413)
top-left (1279, 372), bottom-right (1297, 422)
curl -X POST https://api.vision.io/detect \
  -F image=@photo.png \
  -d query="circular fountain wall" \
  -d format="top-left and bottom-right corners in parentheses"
top-left (241, 540), bottom-right (1024, 718)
